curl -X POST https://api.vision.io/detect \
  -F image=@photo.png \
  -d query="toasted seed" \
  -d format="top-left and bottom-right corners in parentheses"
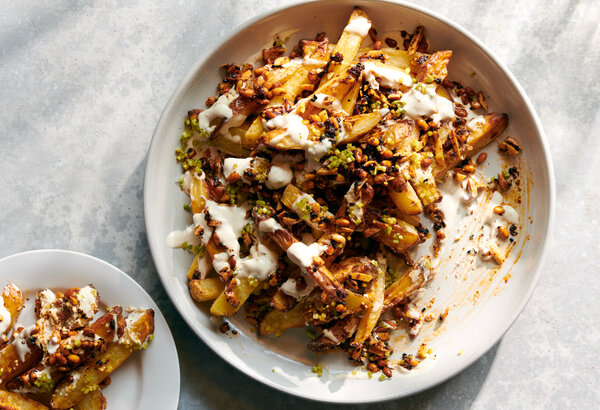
top-left (367, 136), bottom-right (380, 146)
top-left (281, 216), bottom-right (298, 226)
top-left (382, 366), bottom-right (393, 378)
top-left (463, 164), bottom-right (476, 173)
top-left (335, 218), bottom-right (351, 227)
top-left (421, 157), bottom-right (433, 169)
top-left (476, 152), bottom-right (487, 164)
top-left (497, 225), bottom-right (509, 239)
top-left (381, 149), bottom-right (393, 160)
top-left (493, 206), bottom-right (505, 215)
top-left (238, 87), bottom-right (255, 98)
top-left (367, 363), bottom-right (380, 373)
top-left (373, 174), bottom-right (386, 185)
top-left (498, 137), bottom-right (522, 156)
top-left (455, 106), bottom-right (468, 117)
top-left (226, 171), bottom-right (240, 184)
top-left (331, 234), bottom-right (346, 245)
top-left (67, 354), bottom-right (80, 364)
top-left (497, 173), bottom-right (509, 191)
top-left (477, 91), bottom-right (488, 111)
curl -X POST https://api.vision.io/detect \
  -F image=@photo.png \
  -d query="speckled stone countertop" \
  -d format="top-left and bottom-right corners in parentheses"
top-left (1, 0), bottom-right (598, 408)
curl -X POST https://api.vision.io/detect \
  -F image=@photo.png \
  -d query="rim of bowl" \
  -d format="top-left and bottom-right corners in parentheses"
top-left (144, 0), bottom-right (555, 403)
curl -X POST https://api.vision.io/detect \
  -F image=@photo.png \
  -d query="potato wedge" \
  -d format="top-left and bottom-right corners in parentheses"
top-left (9, 306), bottom-right (126, 393)
top-left (74, 389), bottom-right (106, 410)
top-left (340, 112), bottom-right (383, 144)
top-left (433, 113), bottom-right (509, 179)
top-left (0, 284), bottom-right (24, 339)
top-left (382, 120), bottom-right (419, 155)
top-left (0, 341), bottom-right (42, 387)
top-left (353, 258), bottom-right (386, 346)
top-left (389, 183), bottom-right (423, 215)
top-left (414, 50), bottom-right (452, 83)
top-left (383, 257), bottom-right (431, 311)
top-left (50, 309), bottom-right (154, 409)
top-left (189, 278), bottom-right (226, 302)
top-left (325, 8), bottom-right (370, 79)
top-left (341, 82), bottom-right (360, 115)
top-left (259, 302), bottom-right (307, 336)
top-left (372, 220), bottom-right (420, 254)
top-left (0, 390), bottom-right (47, 410)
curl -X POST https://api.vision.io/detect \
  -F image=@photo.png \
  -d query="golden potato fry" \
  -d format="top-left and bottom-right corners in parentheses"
top-left (0, 284), bottom-right (24, 338)
top-left (372, 220), bottom-right (420, 254)
top-left (0, 337), bottom-right (43, 387)
top-left (353, 259), bottom-right (386, 346)
top-left (210, 278), bottom-right (258, 317)
top-left (189, 278), bottom-right (226, 302)
top-left (73, 389), bottom-right (106, 410)
top-left (259, 302), bottom-right (307, 336)
top-left (433, 113), bottom-right (509, 179)
top-left (383, 257), bottom-right (431, 311)
top-left (382, 120), bottom-right (419, 155)
top-left (9, 306), bottom-right (126, 393)
top-left (341, 82), bottom-right (360, 114)
top-left (389, 184), bottom-right (423, 215)
top-left (0, 390), bottom-right (47, 410)
top-left (50, 309), bottom-right (154, 409)
top-left (340, 112), bottom-right (383, 144)
top-left (414, 50), bottom-right (452, 83)
top-left (190, 173), bottom-right (209, 214)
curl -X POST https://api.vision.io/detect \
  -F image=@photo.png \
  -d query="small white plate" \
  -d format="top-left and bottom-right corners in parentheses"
top-left (0, 249), bottom-right (180, 410)
top-left (144, 0), bottom-right (554, 403)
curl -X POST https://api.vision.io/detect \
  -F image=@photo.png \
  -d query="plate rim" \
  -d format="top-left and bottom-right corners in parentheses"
top-left (143, 0), bottom-right (555, 403)
top-left (0, 249), bottom-right (181, 410)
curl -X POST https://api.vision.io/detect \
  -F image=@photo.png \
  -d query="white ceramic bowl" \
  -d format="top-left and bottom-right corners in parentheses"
top-left (144, 0), bottom-right (554, 403)
top-left (0, 250), bottom-right (180, 409)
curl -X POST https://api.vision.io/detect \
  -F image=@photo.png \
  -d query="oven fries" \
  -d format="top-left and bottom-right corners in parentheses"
top-left (170, 7), bottom-right (513, 378)
top-left (0, 390), bottom-right (48, 410)
top-left (0, 284), bottom-right (154, 408)
top-left (73, 390), bottom-right (106, 410)
top-left (50, 309), bottom-right (154, 409)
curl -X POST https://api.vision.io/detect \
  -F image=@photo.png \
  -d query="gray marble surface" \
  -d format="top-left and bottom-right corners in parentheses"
top-left (1, 0), bottom-right (598, 408)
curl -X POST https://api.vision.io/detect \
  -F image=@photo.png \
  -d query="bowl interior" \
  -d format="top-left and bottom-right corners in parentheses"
top-left (144, 0), bottom-right (553, 403)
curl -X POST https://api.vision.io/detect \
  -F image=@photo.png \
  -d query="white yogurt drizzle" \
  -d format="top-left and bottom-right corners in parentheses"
top-left (169, 174), bottom-right (281, 281)
top-left (196, 89), bottom-right (238, 134)
top-left (266, 162), bottom-right (293, 189)
top-left (362, 62), bottom-right (413, 91)
top-left (343, 16), bottom-right (371, 36)
top-left (401, 85), bottom-right (455, 124)
top-left (280, 276), bottom-right (317, 300)
top-left (309, 93), bottom-right (346, 114)
top-left (287, 242), bottom-right (327, 270)
top-left (12, 325), bottom-right (35, 361)
top-left (223, 157), bottom-right (254, 180)
top-left (77, 286), bottom-right (98, 319)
